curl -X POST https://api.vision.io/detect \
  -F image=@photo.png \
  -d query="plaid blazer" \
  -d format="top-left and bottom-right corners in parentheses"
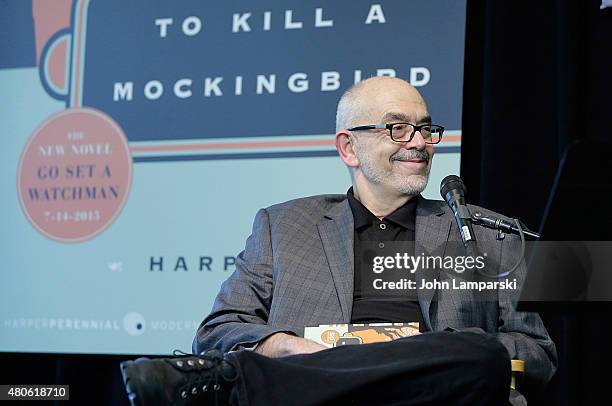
top-left (194, 194), bottom-right (557, 388)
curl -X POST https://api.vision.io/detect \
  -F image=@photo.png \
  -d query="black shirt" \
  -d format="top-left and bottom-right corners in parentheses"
top-left (347, 188), bottom-right (424, 328)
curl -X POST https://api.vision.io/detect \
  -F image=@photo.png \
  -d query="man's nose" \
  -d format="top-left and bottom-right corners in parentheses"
top-left (405, 130), bottom-right (427, 150)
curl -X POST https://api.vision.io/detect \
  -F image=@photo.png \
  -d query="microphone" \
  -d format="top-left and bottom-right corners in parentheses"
top-left (440, 175), bottom-right (476, 246)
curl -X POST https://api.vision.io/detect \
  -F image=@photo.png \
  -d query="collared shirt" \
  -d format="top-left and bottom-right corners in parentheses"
top-left (347, 188), bottom-right (424, 328)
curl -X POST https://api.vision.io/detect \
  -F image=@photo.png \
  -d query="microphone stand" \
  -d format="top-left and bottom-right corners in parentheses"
top-left (471, 212), bottom-right (540, 240)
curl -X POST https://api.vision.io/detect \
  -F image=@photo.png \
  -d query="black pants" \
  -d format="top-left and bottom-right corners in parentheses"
top-left (227, 330), bottom-right (511, 406)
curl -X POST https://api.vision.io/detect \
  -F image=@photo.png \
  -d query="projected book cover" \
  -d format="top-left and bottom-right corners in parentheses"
top-left (1, 0), bottom-right (465, 354)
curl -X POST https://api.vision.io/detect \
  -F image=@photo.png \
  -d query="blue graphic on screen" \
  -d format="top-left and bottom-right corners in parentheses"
top-left (0, 0), bottom-right (36, 69)
top-left (81, 0), bottom-right (465, 140)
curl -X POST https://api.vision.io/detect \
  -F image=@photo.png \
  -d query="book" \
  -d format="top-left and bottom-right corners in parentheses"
top-left (304, 322), bottom-right (420, 348)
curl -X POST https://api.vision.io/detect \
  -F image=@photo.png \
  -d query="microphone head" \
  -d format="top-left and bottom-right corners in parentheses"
top-left (440, 175), bottom-right (466, 201)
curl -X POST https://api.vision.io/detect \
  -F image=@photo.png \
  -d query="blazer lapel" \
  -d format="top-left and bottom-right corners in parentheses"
top-left (317, 199), bottom-right (354, 322)
top-left (415, 197), bottom-right (452, 331)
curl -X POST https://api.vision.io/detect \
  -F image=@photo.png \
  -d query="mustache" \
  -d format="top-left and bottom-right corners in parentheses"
top-left (391, 149), bottom-right (430, 162)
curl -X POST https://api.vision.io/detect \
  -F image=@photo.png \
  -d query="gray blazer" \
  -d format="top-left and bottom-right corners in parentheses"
top-left (193, 194), bottom-right (557, 388)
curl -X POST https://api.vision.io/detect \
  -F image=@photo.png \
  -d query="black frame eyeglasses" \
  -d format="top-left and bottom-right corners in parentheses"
top-left (347, 122), bottom-right (445, 144)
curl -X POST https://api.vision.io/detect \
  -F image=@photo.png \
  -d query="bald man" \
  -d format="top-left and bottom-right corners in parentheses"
top-left (121, 77), bottom-right (557, 406)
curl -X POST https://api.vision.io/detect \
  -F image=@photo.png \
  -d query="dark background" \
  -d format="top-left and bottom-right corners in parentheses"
top-left (461, 0), bottom-right (611, 404)
top-left (2, 0), bottom-right (611, 404)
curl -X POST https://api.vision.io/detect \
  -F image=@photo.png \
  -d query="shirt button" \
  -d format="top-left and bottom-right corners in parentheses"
top-left (379, 242), bottom-right (385, 248)
top-left (379, 223), bottom-right (386, 230)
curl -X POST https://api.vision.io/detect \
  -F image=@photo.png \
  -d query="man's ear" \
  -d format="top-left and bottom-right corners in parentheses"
top-left (336, 130), bottom-right (359, 168)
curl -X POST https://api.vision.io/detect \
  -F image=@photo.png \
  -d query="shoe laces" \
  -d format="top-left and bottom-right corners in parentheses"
top-left (172, 349), bottom-right (238, 405)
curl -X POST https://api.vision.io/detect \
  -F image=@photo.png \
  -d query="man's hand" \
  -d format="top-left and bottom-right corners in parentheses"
top-left (255, 332), bottom-right (327, 358)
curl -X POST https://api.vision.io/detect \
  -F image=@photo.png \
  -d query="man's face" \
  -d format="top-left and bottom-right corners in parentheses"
top-left (351, 84), bottom-right (435, 196)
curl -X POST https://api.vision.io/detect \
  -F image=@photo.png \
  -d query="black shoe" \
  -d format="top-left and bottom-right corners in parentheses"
top-left (120, 349), bottom-right (238, 405)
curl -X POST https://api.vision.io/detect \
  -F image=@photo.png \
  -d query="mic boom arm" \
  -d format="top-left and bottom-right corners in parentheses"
top-left (471, 212), bottom-right (540, 240)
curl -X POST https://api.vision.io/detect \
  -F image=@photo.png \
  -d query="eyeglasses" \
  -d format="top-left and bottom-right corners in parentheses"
top-left (347, 122), bottom-right (445, 144)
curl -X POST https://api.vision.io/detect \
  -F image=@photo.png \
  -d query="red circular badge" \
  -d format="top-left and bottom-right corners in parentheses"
top-left (17, 108), bottom-right (132, 243)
